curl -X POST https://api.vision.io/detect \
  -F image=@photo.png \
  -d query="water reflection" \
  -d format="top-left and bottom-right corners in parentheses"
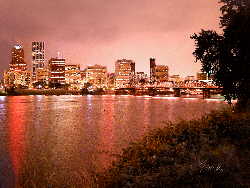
top-left (0, 95), bottom-right (229, 187)
top-left (97, 96), bottom-right (115, 170)
top-left (8, 97), bottom-right (27, 185)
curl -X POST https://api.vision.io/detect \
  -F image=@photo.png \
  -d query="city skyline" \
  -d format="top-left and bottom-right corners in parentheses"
top-left (2, 43), bottom-right (213, 90)
top-left (0, 0), bottom-right (220, 77)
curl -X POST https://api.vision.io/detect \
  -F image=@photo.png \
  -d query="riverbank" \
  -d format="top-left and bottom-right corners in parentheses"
top-left (96, 110), bottom-right (250, 187)
top-left (0, 89), bottom-right (224, 100)
top-left (0, 88), bottom-right (81, 96)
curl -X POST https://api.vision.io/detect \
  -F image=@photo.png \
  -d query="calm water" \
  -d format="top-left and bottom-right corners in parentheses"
top-left (0, 95), bottom-right (229, 187)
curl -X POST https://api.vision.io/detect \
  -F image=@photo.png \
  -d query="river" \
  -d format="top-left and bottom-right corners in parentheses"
top-left (0, 95), bottom-right (229, 187)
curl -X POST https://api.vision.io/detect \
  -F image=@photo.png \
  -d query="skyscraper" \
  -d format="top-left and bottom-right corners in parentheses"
top-left (4, 45), bottom-right (30, 88)
top-left (155, 65), bottom-right (169, 82)
top-left (150, 58), bottom-right (156, 82)
top-left (84, 64), bottom-right (107, 88)
top-left (150, 58), bottom-right (169, 83)
top-left (48, 58), bottom-right (66, 85)
top-left (65, 64), bottom-right (81, 89)
top-left (115, 59), bottom-right (135, 88)
top-left (32, 42), bottom-right (45, 81)
top-left (9, 45), bottom-right (27, 71)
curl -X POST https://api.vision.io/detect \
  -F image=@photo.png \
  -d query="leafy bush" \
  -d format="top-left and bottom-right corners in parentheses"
top-left (96, 111), bottom-right (250, 187)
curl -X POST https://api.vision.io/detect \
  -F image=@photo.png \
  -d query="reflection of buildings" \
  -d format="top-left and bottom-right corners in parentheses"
top-left (149, 58), bottom-right (169, 83)
top-left (84, 64), bottom-right (107, 88)
top-left (8, 97), bottom-right (27, 178)
top-left (4, 45), bottom-right (30, 88)
top-left (32, 42), bottom-right (45, 82)
top-left (97, 98), bottom-right (115, 170)
top-left (65, 64), bottom-right (81, 89)
top-left (115, 59), bottom-right (135, 88)
top-left (48, 58), bottom-right (66, 85)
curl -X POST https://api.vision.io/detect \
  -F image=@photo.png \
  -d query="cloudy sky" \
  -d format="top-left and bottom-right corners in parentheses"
top-left (0, 0), bottom-right (220, 77)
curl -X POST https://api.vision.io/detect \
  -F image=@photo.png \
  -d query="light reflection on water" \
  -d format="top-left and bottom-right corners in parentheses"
top-left (0, 95), bottom-right (229, 187)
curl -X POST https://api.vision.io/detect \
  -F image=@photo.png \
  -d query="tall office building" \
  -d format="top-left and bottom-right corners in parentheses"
top-left (84, 64), bottom-right (107, 88)
top-left (9, 45), bottom-right (27, 71)
top-left (4, 45), bottom-right (30, 88)
top-left (150, 58), bottom-right (156, 82)
top-left (115, 59), bottom-right (135, 88)
top-left (32, 42), bottom-right (45, 81)
top-left (155, 65), bottom-right (169, 82)
top-left (149, 58), bottom-right (169, 83)
top-left (48, 58), bottom-right (66, 85)
top-left (65, 64), bottom-right (81, 89)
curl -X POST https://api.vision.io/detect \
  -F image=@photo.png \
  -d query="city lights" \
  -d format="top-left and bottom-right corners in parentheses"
top-left (0, 42), bottom-right (219, 98)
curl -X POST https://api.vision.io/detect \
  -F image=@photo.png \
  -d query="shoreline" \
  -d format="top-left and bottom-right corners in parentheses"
top-left (0, 89), bottom-right (224, 100)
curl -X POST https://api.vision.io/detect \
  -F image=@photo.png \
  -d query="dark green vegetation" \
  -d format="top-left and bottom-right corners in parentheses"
top-left (96, 110), bottom-right (250, 187)
top-left (191, 0), bottom-right (250, 111)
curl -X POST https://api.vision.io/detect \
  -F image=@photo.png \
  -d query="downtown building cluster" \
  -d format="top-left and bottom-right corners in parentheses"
top-left (2, 42), bottom-right (212, 91)
top-left (2, 42), bottom-right (172, 90)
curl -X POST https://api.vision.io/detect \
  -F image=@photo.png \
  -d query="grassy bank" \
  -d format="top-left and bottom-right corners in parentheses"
top-left (96, 111), bottom-right (250, 187)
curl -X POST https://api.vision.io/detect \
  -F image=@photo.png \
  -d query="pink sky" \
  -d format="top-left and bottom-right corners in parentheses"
top-left (0, 0), bottom-right (221, 77)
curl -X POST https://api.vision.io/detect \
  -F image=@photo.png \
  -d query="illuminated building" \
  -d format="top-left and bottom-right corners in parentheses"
top-left (136, 72), bottom-right (147, 80)
top-left (185, 76), bottom-right (195, 81)
top-left (80, 70), bottom-right (87, 82)
top-left (4, 45), bottom-right (30, 88)
top-left (197, 72), bottom-right (208, 81)
top-left (65, 64), bottom-right (81, 89)
top-left (84, 64), bottom-right (107, 88)
top-left (32, 42), bottom-right (45, 82)
top-left (135, 72), bottom-right (148, 85)
top-left (150, 58), bottom-right (156, 82)
top-left (155, 65), bottom-right (169, 83)
top-left (169, 75), bottom-right (181, 82)
top-left (115, 59), bottom-right (135, 88)
top-left (107, 73), bottom-right (115, 89)
top-left (9, 45), bottom-right (27, 71)
top-left (150, 58), bottom-right (169, 83)
top-left (4, 71), bottom-right (31, 88)
top-left (208, 74), bottom-right (215, 81)
top-left (48, 58), bottom-right (66, 85)
top-left (36, 68), bottom-right (49, 84)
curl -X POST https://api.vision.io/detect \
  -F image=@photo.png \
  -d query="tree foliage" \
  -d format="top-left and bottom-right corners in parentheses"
top-left (191, 0), bottom-right (250, 110)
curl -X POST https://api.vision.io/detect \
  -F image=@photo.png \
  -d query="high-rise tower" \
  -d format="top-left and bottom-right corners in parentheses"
top-left (150, 58), bottom-right (156, 82)
top-left (48, 58), bottom-right (66, 85)
top-left (10, 45), bottom-right (27, 71)
top-left (4, 45), bottom-right (30, 88)
top-left (115, 59), bottom-right (135, 88)
top-left (32, 42), bottom-right (45, 81)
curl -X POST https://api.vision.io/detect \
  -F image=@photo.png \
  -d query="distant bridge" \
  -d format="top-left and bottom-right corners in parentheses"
top-left (115, 86), bottom-right (222, 99)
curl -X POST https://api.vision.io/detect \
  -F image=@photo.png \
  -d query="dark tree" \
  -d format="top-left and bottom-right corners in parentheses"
top-left (191, 0), bottom-right (250, 111)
